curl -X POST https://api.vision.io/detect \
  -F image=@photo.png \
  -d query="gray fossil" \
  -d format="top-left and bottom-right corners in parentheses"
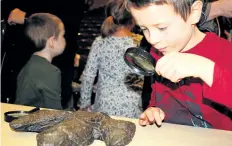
top-left (10, 110), bottom-right (136, 146)
top-left (10, 110), bottom-right (72, 132)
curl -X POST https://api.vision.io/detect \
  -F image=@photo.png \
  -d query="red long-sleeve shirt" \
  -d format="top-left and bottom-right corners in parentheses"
top-left (149, 32), bottom-right (232, 131)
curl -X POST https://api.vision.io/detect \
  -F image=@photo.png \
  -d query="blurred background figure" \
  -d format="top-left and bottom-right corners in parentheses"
top-left (78, 0), bottom-right (143, 118)
top-left (15, 13), bottom-right (66, 109)
top-left (1, 0), bottom-right (86, 109)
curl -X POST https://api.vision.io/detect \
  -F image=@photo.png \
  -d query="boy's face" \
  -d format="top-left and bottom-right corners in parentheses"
top-left (130, 4), bottom-right (199, 55)
top-left (54, 23), bottom-right (66, 55)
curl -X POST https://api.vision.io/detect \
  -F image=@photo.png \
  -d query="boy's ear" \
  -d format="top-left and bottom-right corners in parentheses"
top-left (48, 36), bottom-right (55, 49)
top-left (188, 0), bottom-right (203, 24)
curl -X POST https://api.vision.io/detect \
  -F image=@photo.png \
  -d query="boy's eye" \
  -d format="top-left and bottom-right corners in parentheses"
top-left (158, 27), bottom-right (167, 31)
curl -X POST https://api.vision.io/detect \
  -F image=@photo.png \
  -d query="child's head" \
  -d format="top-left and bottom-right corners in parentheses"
top-left (101, 0), bottom-right (134, 37)
top-left (126, 0), bottom-right (204, 54)
top-left (25, 13), bottom-right (66, 56)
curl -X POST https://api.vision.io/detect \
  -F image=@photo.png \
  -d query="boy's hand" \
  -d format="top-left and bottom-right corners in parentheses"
top-left (156, 52), bottom-right (215, 86)
top-left (139, 107), bottom-right (165, 126)
top-left (155, 52), bottom-right (212, 83)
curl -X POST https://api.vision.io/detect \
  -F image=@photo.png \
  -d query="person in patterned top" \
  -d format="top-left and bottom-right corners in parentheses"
top-left (78, 0), bottom-right (143, 118)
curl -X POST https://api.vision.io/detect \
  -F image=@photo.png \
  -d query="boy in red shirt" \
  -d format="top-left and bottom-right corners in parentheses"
top-left (126, 0), bottom-right (232, 130)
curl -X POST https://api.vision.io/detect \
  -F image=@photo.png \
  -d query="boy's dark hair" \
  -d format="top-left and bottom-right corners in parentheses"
top-left (101, 0), bottom-right (133, 37)
top-left (25, 13), bottom-right (63, 51)
top-left (126, 0), bottom-right (203, 21)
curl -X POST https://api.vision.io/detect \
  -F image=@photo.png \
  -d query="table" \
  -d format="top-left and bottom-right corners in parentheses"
top-left (1, 103), bottom-right (232, 146)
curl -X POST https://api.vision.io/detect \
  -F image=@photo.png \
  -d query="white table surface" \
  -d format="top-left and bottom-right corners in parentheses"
top-left (1, 103), bottom-right (232, 146)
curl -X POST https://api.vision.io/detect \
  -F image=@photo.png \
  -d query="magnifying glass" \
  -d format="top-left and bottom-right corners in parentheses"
top-left (4, 107), bottom-right (40, 123)
top-left (124, 47), bottom-right (156, 76)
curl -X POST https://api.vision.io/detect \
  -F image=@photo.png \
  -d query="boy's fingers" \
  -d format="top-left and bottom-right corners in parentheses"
top-left (156, 52), bottom-right (176, 76)
top-left (139, 113), bottom-right (149, 125)
top-left (139, 108), bottom-right (165, 126)
top-left (153, 109), bottom-right (162, 126)
top-left (139, 120), bottom-right (149, 126)
top-left (145, 109), bottom-right (155, 123)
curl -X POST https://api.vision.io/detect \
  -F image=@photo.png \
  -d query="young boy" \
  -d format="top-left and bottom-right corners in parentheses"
top-left (15, 13), bottom-right (66, 109)
top-left (126, 0), bottom-right (232, 130)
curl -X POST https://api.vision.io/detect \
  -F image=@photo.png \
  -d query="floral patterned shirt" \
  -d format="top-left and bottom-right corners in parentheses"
top-left (79, 34), bottom-right (143, 118)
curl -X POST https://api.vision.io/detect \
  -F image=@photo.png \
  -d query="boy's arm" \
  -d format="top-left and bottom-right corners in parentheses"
top-left (36, 72), bottom-right (63, 110)
top-left (38, 83), bottom-right (63, 110)
top-left (15, 77), bottom-right (63, 110)
top-left (15, 78), bottom-right (39, 106)
top-left (202, 63), bottom-right (232, 108)
top-left (198, 41), bottom-right (232, 108)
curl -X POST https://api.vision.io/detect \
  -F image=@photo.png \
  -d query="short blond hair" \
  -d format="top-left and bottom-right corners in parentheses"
top-left (25, 13), bottom-right (63, 51)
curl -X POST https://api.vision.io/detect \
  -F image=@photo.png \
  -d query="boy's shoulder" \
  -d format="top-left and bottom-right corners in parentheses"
top-left (21, 55), bottom-right (59, 76)
top-left (203, 32), bottom-right (232, 49)
top-left (190, 32), bottom-right (232, 55)
top-left (18, 57), bottom-right (61, 86)
top-left (192, 32), bottom-right (232, 67)
top-left (205, 32), bottom-right (232, 58)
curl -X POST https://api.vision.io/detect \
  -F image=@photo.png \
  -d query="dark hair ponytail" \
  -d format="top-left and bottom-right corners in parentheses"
top-left (101, 16), bottom-right (118, 38)
top-left (101, 0), bottom-right (133, 38)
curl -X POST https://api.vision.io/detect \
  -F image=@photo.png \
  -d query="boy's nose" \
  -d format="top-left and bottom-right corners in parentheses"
top-left (148, 31), bottom-right (161, 46)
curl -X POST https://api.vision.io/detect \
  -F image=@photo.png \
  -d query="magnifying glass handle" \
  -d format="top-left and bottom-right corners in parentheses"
top-left (28, 107), bottom-right (40, 113)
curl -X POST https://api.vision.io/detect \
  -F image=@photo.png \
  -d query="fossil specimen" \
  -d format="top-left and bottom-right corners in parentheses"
top-left (10, 110), bottom-right (136, 146)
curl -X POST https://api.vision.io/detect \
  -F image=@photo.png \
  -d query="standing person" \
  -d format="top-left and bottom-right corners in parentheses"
top-left (15, 13), bottom-right (66, 109)
top-left (2, 0), bottom-right (85, 108)
top-left (126, 0), bottom-right (232, 130)
top-left (79, 0), bottom-right (143, 118)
